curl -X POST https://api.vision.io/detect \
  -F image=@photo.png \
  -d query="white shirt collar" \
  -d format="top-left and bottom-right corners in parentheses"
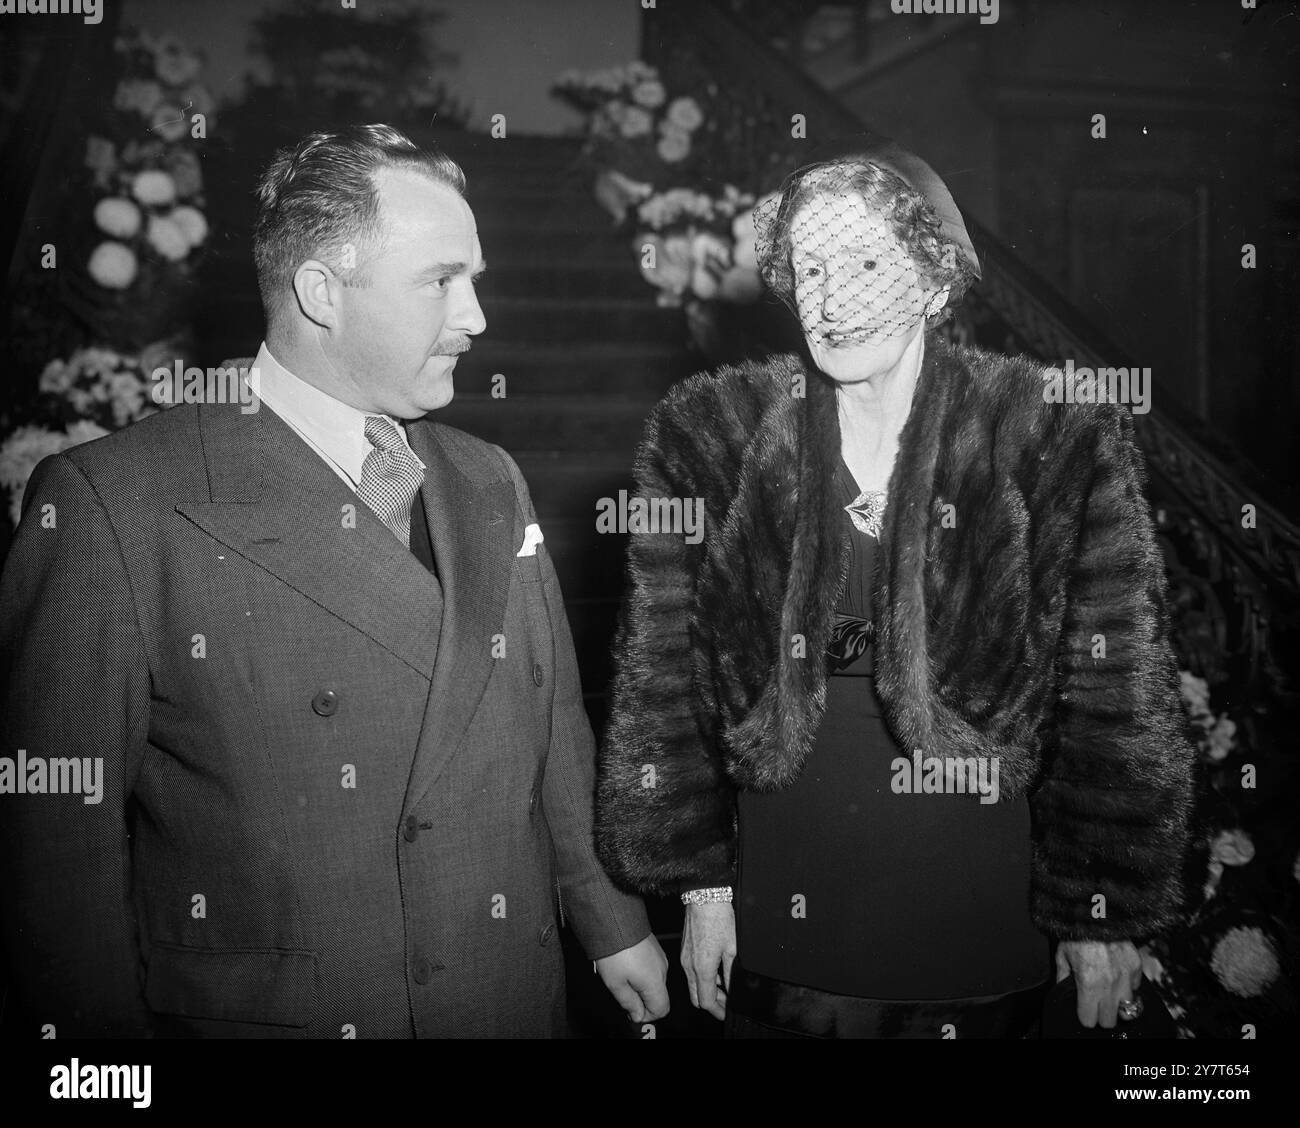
top-left (246, 342), bottom-right (423, 490)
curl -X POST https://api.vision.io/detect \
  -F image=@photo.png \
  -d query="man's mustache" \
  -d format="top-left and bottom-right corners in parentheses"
top-left (433, 338), bottom-right (472, 356)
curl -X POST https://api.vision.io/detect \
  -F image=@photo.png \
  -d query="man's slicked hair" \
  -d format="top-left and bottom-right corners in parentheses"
top-left (252, 123), bottom-right (466, 320)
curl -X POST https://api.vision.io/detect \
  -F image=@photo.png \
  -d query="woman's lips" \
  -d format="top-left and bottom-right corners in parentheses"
top-left (822, 326), bottom-right (875, 346)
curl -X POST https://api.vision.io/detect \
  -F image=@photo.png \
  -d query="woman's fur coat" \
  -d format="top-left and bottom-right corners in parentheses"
top-left (596, 333), bottom-right (1194, 941)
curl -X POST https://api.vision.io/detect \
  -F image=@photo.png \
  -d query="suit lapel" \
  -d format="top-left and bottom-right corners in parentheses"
top-left (175, 400), bottom-right (442, 677)
top-left (401, 420), bottom-right (515, 812)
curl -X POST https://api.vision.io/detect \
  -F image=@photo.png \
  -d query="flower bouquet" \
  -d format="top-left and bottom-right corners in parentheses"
top-left (553, 62), bottom-right (778, 314)
top-left (61, 31), bottom-right (213, 349)
top-left (0, 344), bottom-right (174, 526)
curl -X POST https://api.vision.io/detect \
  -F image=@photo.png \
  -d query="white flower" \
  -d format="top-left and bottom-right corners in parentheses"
top-left (1205, 715), bottom-right (1237, 761)
top-left (146, 215), bottom-right (190, 262)
top-left (93, 197), bottom-right (142, 240)
top-left (1179, 670), bottom-right (1212, 719)
top-left (107, 372), bottom-right (147, 427)
top-left (77, 347), bottom-right (127, 379)
top-left (688, 231), bottom-right (731, 301)
top-left (156, 44), bottom-right (201, 86)
top-left (87, 241), bottom-right (138, 289)
top-left (1202, 857), bottom-right (1225, 901)
top-left (1210, 926), bottom-right (1280, 997)
top-left (691, 264), bottom-right (719, 300)
top-left (631, 79), bottom-right (666, 108)
top-left (38, 358), bottom-right (74, 396)
top-left (0, 427), bottom-right (67, 527)
top-left (593, 169), bottom-right (654, 224)
top-left (181, 83), bottom-right (216, 119)
top-left (656, 127), bottom-right (691, 164)
top-left (637, 231), bottom-right (692, 302)
top-left (665, 96), bottom-right (704, 132)
top-left (169, 206), bottom-right (208, 249)
top-left (167, 149), bottom-right (203, 198)
top-left (150, 106), bottom-right (190, 143)
top-left (113, 78), bottom-right (163, 116)
top-left (1210, 828), bottom-right (1255, 867)
top-left (620, 106), bottom-right (654, 138)
top-left (131, 170), bottom-right (177, 207)
top-left (64, 420), bottom-right (110, 448)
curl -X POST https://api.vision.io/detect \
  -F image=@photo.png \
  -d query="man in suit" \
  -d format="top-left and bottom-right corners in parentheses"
top-left (0, 123), bottom-right (668, 1037)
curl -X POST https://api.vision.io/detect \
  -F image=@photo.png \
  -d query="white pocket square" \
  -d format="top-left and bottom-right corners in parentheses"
top-left (516, 523), bottom-right (544, 557)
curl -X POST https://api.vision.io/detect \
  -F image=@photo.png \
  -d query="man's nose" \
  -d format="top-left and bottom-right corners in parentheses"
top-left (452, 281), bottom-right (487, 337)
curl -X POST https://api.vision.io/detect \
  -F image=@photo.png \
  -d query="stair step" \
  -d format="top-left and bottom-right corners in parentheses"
top-left (435, 393), bottom-right (655, 450)
top-left (477, 296), bottom-right (683, 343)
top-left (480, 262), bottom-right (651, 300)
top-left (455, 339), bottom-right (693, 396)
top-left (535, 518), bottom-right (632, 600)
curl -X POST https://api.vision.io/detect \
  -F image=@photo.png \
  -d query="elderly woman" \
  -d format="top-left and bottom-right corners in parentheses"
top-left (595, 142), bottom-right (1194, 1039)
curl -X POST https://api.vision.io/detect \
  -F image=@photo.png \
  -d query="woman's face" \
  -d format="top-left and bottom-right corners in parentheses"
top-left (790, 191), bottom-right (933, 383)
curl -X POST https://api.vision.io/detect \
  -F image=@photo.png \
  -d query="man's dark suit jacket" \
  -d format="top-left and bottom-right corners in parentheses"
top-left (0, 388), bottom-right (649, 1037)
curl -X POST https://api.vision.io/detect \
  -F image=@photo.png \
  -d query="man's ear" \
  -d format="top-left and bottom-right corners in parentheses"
top-left (292, 259), bottom-right (340, 329)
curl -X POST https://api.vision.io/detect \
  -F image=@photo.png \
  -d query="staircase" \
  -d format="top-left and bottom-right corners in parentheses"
top-left (440, 135), bottom-right (696, 713)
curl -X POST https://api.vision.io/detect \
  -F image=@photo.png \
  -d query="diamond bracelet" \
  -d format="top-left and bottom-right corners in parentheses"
top-left (680, 886), bottom-right (733, 905)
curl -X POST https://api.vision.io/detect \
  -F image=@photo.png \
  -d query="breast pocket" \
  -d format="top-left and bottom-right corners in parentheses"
top-left (514, 549), bottom-right (544, 585)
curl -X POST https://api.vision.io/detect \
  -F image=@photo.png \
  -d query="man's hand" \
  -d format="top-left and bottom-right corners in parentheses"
top-left (681, 901), bottom-right (736, 1020)
top-left (595, 933), bottom-right (670, 1023)
top-left (1056, 939), bottom-right (1142, 1028)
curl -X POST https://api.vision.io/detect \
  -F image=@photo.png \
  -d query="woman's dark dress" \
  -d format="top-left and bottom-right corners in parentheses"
top-left (727, 457), bottom-right (1051, 1038)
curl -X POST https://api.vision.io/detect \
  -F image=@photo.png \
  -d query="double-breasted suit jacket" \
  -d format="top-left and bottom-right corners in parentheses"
top-left (0, 384), bottom-right (648, 1037)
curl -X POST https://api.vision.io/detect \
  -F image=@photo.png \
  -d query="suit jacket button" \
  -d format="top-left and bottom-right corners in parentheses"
top-left (413, 958), bottom-right (432, 984)
top-left (403, 815), bottom-right (419, 842)
top-left (532, 663), bottom-right (544, 686)
top-left (528, 787), bottom-right (539, 814)
top-left (311, 690), bottom-right (339, 717)
top-left (539, 924), bottom-right (555, 946)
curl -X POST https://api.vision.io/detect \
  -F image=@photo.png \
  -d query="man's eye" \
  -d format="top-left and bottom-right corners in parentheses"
top-left (431, 276), bottom-right (452, 290)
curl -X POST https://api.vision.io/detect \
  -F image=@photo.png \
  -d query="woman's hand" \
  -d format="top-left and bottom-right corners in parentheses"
top-left (1056, 939), bottom-right (1142, 1028)
top-left (681, 901), bottom-right (736, 1020)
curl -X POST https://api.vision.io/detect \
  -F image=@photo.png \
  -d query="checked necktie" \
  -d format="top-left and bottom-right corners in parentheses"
top-left (357, 415), bottom-right (425, 548)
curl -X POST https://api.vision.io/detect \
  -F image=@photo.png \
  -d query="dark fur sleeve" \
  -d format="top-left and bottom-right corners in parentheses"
top-left (1029, 403), bottom-right (1196, 941)
top-left (595, 372), bottom-right (763, 896)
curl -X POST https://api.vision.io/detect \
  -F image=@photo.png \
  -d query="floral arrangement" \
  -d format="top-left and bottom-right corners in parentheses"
top-left (0, 346), bottom-right (171, 526)
top-left (554, 62), bottom-right (704, 177)
top-left (553, 62), bottom-right (772, 308)
top-left (1136, 670), bottom-right (1299, 1036)
top-left (68, 30), bottom-right (213, 345)
top-left (0, 29), bottom-right (214, 533)
top-left (633, 185), bottom-right (771, 307)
